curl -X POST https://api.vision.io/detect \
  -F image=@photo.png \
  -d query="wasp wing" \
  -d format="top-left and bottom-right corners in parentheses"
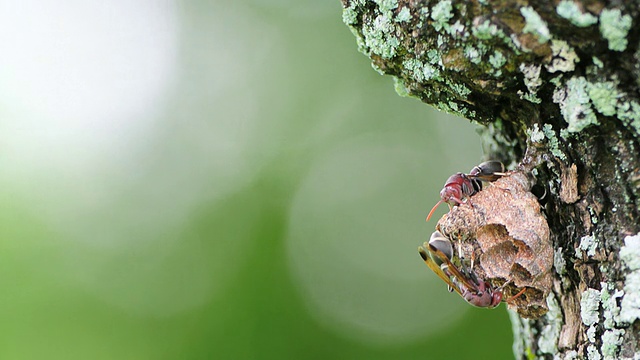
top-left (426, 243), bottom-right (480, 293)
top-left (418, 245), bottom-right (463, 297)
top-left (468, 161), bottom-right (506, 182)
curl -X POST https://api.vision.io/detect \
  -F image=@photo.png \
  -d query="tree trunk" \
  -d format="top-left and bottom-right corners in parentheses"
top-left (341, 0), bottom-right (640, 358)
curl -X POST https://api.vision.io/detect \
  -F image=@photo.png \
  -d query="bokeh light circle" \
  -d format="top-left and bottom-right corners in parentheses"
top-left (0, 0), bottom-right (269, 317)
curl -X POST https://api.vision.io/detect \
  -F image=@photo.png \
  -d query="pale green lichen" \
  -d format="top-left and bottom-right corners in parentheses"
top-left (464, 46), bottom-right (482, 64)
top-left (542, 124), bottom-right (566, 160)
top-left (354, 0), bottom-right (400, 59)
top-left (619, 233), bottom-right (640, 324)
top-left (620, 233), bottom-right (640, 270)
top-left (430, 0), bottom-right (453, 31)
top-left (546, 40), bottom-right (579, 73)
top-left (554, 247), bottom-right (567, 275)
top-left (374, 0), bottom-right (398, 13)
top-left (592, 57), bottom-right (604, 68)
top-left (601, 282), bottom-right (624, 329)
top-left (599, 8), bottom-right (632, 52)
top-left (586, 325), bottom-right (597, 342)
top-left (436, 34), bottom-right (445, 49)
top-left (521, 92), bottom-right (542, 104)
top-left (342, 6), bottom-right (358, 25)
top-left (538, 293), bottom-right (562, 354)
top-left (472, 19), bottom-right (502, 40)
top-left (577, 235), bottom-right (598, 257)
top-left (403, 58), bottom-right (424, 82)
top-left (528, 123), bottom-right (545, 143)
top-left (564, 350), bottom-right (579, 360)
top-left (396, 7), bottom-right (411, 23)
top-left (509, 309), bottom-right (532, 360)
top-left (425, 49), bottom-right (441, 65)
top-left (362, 14), bottom-right (400, 59)
top-left (433, 101), bottom-right (455, 114)
top-left (521, 64), bottom-right (542, 90)
top-left (471, 19), bottom-right (522, 53)
top-left (423, 63), bottom-right (440, 80)
top-left (556, 1), bottom-right (598, 27)
top-left (520, 63), bottom-right (542, 103)
top-left (393, 77), bottom-right (412, 98)
top-left (347, 22), bottom-right (368, 55)
top-left (587, 81), bottom-right (620, 116)
top-left (521, 6), bottom-right (551, 43)
top-left (489, 51), bottom-right (506, 68)
top-left (432, 94), bottom-right (476, 118)
top-left (581, 288), bottom-right (601, 326)
top-left (616, 100), bottom-right (640, 133)
top-left (447, 20), bottom-right (465, 38)
top-left (402, 57), bottom-right (442, 83)
top-left (554, 77), bottom-right (599, 133)
top-left (602, 329), bottom-right (624, 359)
top-left (524, 91), bottom-right (542, 106)
top-left (549, 75), bottom-right (563, 87)
top-left (587, 344), bottom-right (602, 360)
top-left (447, 80), bottom-right (471, 98)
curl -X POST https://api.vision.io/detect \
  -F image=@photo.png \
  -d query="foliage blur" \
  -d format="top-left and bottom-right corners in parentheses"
top-left (0, 1), bottom-right (514, 359)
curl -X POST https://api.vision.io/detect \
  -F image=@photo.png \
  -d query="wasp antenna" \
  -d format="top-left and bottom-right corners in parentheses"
top-left (426, 200), bottom-right (444, 221)
top-left (497, 280), bottom-right (512, 290)
top-left (506, 287), bottom-right (527, 303)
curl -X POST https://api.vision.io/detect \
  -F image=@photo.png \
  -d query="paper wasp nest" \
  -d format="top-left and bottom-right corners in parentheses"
top-left (436, 171), bottom-right (553, 319)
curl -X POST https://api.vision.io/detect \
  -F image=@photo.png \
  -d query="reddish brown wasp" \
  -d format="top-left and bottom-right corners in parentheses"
top-left (426, 161), bottom-right (506, 221)
top-left (418, 231), bottom-right (525, 308)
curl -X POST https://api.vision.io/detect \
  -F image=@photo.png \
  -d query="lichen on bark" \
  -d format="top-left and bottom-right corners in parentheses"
top-left (341, 0), bottom-right (640, 358)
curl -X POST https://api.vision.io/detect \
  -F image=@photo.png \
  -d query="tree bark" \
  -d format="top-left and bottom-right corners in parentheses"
top-left (341, 0), bottom-right (640, 358)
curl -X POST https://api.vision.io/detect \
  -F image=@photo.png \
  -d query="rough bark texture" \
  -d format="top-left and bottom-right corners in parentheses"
top-left (341, 0), bottom-right (640, 359)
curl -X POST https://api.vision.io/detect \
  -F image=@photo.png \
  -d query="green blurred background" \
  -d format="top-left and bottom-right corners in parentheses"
top-left (0, 1), bottom-right (514, 359)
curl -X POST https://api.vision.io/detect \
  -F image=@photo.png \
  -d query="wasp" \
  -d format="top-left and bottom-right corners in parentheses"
top-left (418, 231), bottom-right (525, 308)
top-left (426, 161), bottom-right (506, 221)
